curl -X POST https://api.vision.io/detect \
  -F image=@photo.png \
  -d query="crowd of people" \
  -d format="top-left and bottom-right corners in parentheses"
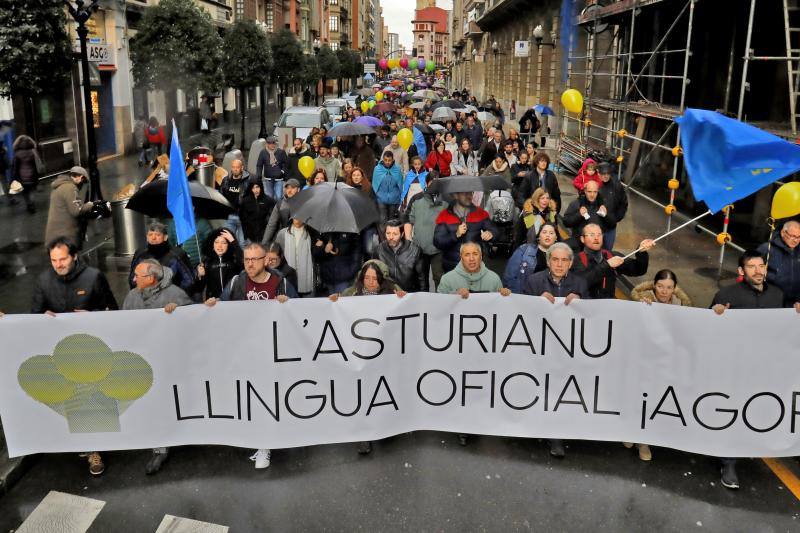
top-left (4, 85), bottom-right (800, 492)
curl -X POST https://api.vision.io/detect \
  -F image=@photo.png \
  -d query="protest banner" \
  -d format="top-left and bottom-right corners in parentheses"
top-left (0, 294), bottom-right (798, 458)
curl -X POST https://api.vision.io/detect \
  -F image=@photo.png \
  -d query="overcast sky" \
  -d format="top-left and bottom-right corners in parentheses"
top-left (381, 0), bottom-right (453, 54)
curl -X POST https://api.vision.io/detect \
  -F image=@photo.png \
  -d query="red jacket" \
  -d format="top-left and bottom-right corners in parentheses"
top-left (145, 126), bottom-right (166, 147)
top-left (572, 158), bottom-right (602, 193)
top-left (425, 150), bottom-right (452, 177)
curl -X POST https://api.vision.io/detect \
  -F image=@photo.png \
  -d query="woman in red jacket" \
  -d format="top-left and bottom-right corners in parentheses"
top-left (425, 139), bottom-right (453, 178)
top-left (144, 116), bottom-right (167, 165)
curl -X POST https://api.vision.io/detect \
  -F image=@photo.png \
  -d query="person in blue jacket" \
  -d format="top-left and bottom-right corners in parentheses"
top-left (400, 156), bottom-right (429, 211)
top-left (371, 150), bottom-right (404, 224)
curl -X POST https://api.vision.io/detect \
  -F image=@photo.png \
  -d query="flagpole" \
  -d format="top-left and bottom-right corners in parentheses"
top-left (621, 210), bottom-right (711, 260)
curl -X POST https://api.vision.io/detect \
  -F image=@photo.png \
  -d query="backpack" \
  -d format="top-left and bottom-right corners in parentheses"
top-left (488, 190), bottom-right (515, 224)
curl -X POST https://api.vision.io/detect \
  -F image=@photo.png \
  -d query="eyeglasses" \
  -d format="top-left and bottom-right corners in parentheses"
top-left (583, 233), bottom-right (603, 238)
top-left (244, 256), bottom-right (266, 263)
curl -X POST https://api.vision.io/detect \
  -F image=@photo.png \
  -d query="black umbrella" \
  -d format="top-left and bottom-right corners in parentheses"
top-left (126, 178), bottom-right (234, 219)
top-left (288, 182), bottom-right (378, 234)
top-left (413, 123), bottom-right (436, 136)
top-left (427, 175), bottom-right (510, 196)
top-left (328, 121), bottom-right (376, 137)
top-left (430, 99), bottom-right (466, 111)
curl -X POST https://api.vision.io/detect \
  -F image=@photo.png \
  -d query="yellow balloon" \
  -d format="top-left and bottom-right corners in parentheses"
top-left (375, 91), bottom-right (384, 102)
top-left (388, 58), bottom-right (399, 70)
top-left (397, 128), bottom-right (413, 151)
top-left (298, 156), bottom-right (316, 179)
top-left (561, 89), bottom-right (584, 114)
top-left (771, 181), bottom-right (800, 219)
top-left (360, 101), bottom-right (370, 113)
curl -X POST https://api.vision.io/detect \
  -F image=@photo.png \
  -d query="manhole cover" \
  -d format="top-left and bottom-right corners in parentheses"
top-left (694, 266), bottom-right (738, 281)
top-left (0, 241), bottom-right (43, 254)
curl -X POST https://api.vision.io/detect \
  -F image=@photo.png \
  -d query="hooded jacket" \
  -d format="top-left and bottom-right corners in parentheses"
top-left (572, 158), bottom-right (602, 193)
top-left (437, 260), bottom-right (503, 294)
top-left (32, 260), bottom-right (118, 314)
top-left (631, 281), bottom-right (693, 306)
top-left (44, 175), bottom-right (94, 246)
top-left (122, 268), bottom-right (193, 310)
top-left (194, 229), bottom-right (244, 299)
top-left (11, 148), bottom-right (39, 186)
top-left (434, 205), bottom-right (498, 272)
top-left (239, 182), bottom-right (276, 243)
top-left (757, 233), bottom-right (800, 306)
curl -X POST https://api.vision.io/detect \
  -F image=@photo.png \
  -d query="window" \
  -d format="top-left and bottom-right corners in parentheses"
top-left (418, 34), bottom-right (424, 41)
top-left (265, 3), bottom-right (273, 32)
top-left (329, 16), bottom-right (339, 32)
top-left (235, 0), bottom-right (244, 19)
top-left (331, 41), bottom-right (339, 51)
top-left (329, 0), bottom-right (338, 4)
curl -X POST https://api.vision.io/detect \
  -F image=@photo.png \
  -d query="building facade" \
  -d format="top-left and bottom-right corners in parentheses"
top-left (412, 6), bottom-right (451, 67)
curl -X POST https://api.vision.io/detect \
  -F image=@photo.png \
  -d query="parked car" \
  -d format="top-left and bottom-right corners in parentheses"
top-left (323, 99), bottom-right (348, 122)
top-left (274, 106), bottom-right (332, 140)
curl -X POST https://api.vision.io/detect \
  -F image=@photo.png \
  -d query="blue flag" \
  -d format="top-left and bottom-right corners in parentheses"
top-left (675, 108), bottom-right (800, 213)
top-left (166, 120), bottom-right (196, 244)
top-left (412, 126), bottom-right (427, 160)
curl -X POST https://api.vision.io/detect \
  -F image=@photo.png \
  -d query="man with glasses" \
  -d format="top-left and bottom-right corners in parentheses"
top-left (205, 243), bottom-right (297, 469)
top-left (757, 220), bottom-right (800, 307)
top-left (571, 223), bottom-right (654, 300)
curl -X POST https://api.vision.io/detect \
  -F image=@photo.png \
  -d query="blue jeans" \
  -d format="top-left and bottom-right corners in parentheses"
top-left (224, 214), bottom-right (245, 244)
top-left (263, 178), bottom-right (284, 201)
top-left (603, 227), bottom-right (617, 252)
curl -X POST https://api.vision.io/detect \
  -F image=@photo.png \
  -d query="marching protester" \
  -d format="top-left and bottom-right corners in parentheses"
top-left (515, 153), bottom-right (561, 213)
top-left (383, 135), bottom-right (410, 173)
top-left (129, 222), bottom-right (195, 293)
top-left (571, 223), bottom-right (654, 300)
top-left (596, 162), bottom-right (629, 251)
top-left (239, 180), bottom-right (276, 244)
top-left (261, 178), bottom-right (303, 244)
top-left (265, 242), bottom-right (298, 293)
top-left (287, 138), bottom-right (311, 182)
top-left (10, 135), bottom-right (41, 214)
top-left (205, 242), bottom-right (298, 469)
top-left (451, 138), bottom-right (479, 176)
top-left (256, 136), bottom-right (289, 200)
top-left (219, 158), bottom-right (256, 243)
top-left (312, 231), bottom-right (363, 295)
top-left (314, 141), bottom-right (343, 182)
top-left (425, 139), bottom-right (452, 178)
top-left (562, 180), bottom-right (614, 245)
top-left (433, 191), bottom-right (497, 273)
top-left (757, 220), bottom-right (800, 307)
top-left (376, 219), bottom-right (425, 292)
top-left (194, 228), bottom-right (243, 300)
top-left (372, 150), bottom-right (404, 224)
top-left (516, 187), bottom-right (559, 245)
top-left (32, 237), bottom-right (118, 476)
top-left (44, 166), bottom-right (95, 248)
top-left (274, 218), bottom-right (316, 297)
top-left (404, 184), bottom-right (448, 291)
top-left (401, 156), bottom-right (429, 211)
top-left (504, 222), bottom-right (558, 294)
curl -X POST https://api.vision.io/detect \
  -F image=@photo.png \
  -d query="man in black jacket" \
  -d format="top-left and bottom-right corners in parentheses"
top-left (515, 153), bottom-right (562, 212)
top-left (128, 222), bottom-right (194, 293)
top-left (710, 249), bottom-right (800, 490)
top-left (31, 236), bottom-right (117, 477)
top-left (33, 237), bottom-right (118, 315)
top-left (562, 181), bottom-right (615, 249)
top-left (256, 136), bottom-right (289, 201)
top-left (597, 162), bottom-right (628, 250)
top-left (571, 223), bottom-right (653, 300)
top-left (219, 158), bottom-right (254, 243)
top-left (376, 219), bottom-right (425, 292)
top-left (433, 191), bottom-right (497, 273)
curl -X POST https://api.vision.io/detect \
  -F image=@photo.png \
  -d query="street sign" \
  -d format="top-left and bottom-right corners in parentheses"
top-left (364, 63), bottom-right (376, 73)
top-left (514, 40), bottom-right (530, 58)
top-left (87, 43), bottom-right (112, 65)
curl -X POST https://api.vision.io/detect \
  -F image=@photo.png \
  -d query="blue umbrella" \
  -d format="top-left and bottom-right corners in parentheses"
top-left (533, 104), bottom-right (555, 116)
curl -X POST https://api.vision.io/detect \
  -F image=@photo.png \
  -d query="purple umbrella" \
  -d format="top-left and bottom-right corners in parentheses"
top-left (353, 116), bottom-right (384, 127)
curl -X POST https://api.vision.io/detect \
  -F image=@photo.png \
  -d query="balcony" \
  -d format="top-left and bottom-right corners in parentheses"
top-left (340, 6), bottom-right (348, 21)
top-left (475, 0), bottom-right (528, 31)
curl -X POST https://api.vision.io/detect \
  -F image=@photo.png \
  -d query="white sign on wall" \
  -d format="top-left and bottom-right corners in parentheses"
top-left (515, 40), bottom-right (531, 58)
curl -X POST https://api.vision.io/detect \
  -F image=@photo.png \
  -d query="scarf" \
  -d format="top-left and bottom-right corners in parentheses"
top-left (282, 227), bottom-right (313, 293)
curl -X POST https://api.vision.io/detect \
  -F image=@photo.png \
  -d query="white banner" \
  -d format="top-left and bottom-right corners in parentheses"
top-left (1, 294), bottom-right (798, 458)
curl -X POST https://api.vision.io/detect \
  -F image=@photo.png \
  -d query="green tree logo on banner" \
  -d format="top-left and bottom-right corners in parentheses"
top-left (17, 334), bottom-right (153, 433)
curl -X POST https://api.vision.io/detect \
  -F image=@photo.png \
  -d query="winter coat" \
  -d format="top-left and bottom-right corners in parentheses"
top-left (195, 251), bottom-right (243, 300)
top-left (425, 150), bottom-right (452, 177)
top-left (599, 177), bottom-right (628, 229)
top-left (572, 159), bottom-right (602, 193)
top-left (129, 242), bottom-right (195, 292)
top-left (376, 239), bottom-right (425, 292)
top-left (383, 145), bottom-right (410, 174)
top-left (757, 234), bottom-right (800, 306)
top-left (32, 260), bottom-right (118, 313)
top-left (503, 243), bottom-right (541, 294)
top-left (44, 175), bottom-right (93, 247)
top-left (314, 155), bottom-right (343, 182)
top-left (562, 196), bottom-right (616, 237)
top-left (481, 160), bottom-right (511, 183)
top-left (223, 268), bottom-right (299, 301)
top-left (275, 225), bottom-right (315, 294)
top-left (571, 248), bottom-right (649, 300)
top-left (405, 191), bottom-right (448, 256)
top-left (219, 170), bottom-right (255, 209)
top-left (463, 124), bottom-right (483, 152)
top-left (353, 145), bottom-right (377, 178)
top-left (312, 232), bottom-right (363, 285)
top-left (256, 148), bottom-right (289, 181)
top-left (240, 184), bottom-right (277, 244)
top-left (479, 140), bottom-right (503, 170)
top-left (372, 162), bottom-right (404, 206)
top-left (522, 270), bottom-right (589, 299)
top-left (437, 261), bottom-right (503, 294)
top-left (122, 268), bottom-right (193, 310)
top-left (515, 168), bottom-right (562, 213)
top-left (11, 148), bottom-right (39, 186)
top-left (631, 281), bottom-right (692, 306)
top-left (261, 197), bottom-right (293, 244)
top-left (450, 150), bottom-right (479, 176)
top-left (287, 145), bottom-right (312, 181)
top-left (710, 281), bottom-right (784, 310)
top-left (433, 205), bottom-right (498, 272)
top-left (145, 126), bottom-right (166, 148)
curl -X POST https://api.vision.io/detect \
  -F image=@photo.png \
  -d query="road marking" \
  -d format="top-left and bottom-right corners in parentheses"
top-left (762, 458), bottom-right (800, 501)
top-left (17, 491), bottom-right (105, 533)
top-left (155, 514), bottom-right (229, 533)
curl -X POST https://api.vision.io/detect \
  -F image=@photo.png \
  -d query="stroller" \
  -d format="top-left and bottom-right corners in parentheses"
top-left (486, 189), bottom-right (518, 257)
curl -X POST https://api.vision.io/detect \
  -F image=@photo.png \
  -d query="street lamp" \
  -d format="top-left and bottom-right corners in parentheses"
top-left (532, 24), bottom-right (557, 49)
top-left (491, 41), bottom-right (506, 57)
top-left (313, 38), bottom-right (321, 106)
top-left (63, 0), bottom-right (105, 204)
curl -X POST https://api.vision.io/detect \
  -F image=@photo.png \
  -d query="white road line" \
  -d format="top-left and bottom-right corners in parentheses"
top-left (16, 491), bottom-right (105, 533)
top-left (155, 514), bottom-right (229, 533)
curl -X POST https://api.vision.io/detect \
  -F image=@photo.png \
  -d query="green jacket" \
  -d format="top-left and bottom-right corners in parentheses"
top-left (437, 261), bottom-right (503, 294)
top-left (406, 192), bottom-right (447, 256)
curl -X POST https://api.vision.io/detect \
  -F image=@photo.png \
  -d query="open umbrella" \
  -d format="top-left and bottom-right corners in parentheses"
top-left (533, 104), bottom-right (556, 116)
top-left (429, 123), bottom-right (446, 132)
top-left (381, 86), bottom-right (396, 92)
top-left (477, 111), bottom-right (497, 123)
top-left (412, 89), bottom-right (440, 101)
top-left (431, 107), bottom-right (457, 123)
top-left (413, 123), bottom-right (436, 136)
top-left (430, 99), bottom-right (466, 111)
top-left (353, 116), bottom-right (384, 127)
top-left (409, 101), bottom-right (426, 110)
top-left (358, 88), bottom-right (374, 97)
top-left (372, 102), bottom-right (397, 114)
top-left (329, 121), bottom-right (376, 136)
top-left (126, 178), bottom-right (233, 219)
top-left (288, 182), bottom-right (378, 234)
top-left (427, 175), bottom-right (510, 196)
